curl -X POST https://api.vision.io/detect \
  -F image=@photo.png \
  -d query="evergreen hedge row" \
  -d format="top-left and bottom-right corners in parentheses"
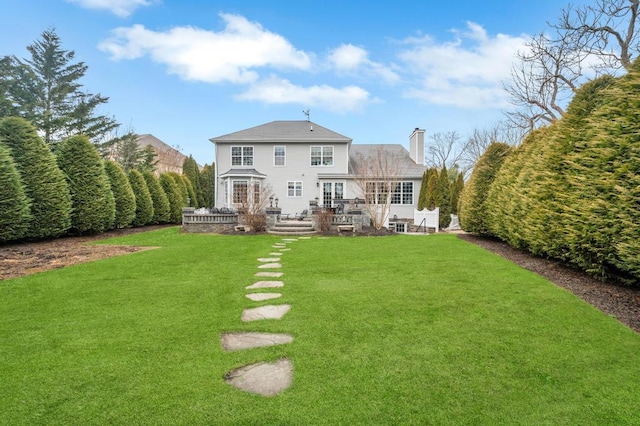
top-left (143, 171), bottom-right (171, 224)
top-left (0, 142), bottom-right (31, 242)
top-left (464, 60), bottom-right (640, 283)
top-left (104, 160), bottom-right (136, 229)
top-left (128, 169), bottom-right (154, 227)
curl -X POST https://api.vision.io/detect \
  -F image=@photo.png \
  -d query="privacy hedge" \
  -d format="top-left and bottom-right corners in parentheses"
top-left (476, 63), bottom-right (640, 283)
top-left (143, 171), bottom-right (171, 224)
top-left (128, 169), bottom-right (154, 227)
top-left (104, 160), bottom-right (136, 229)
top-left (459, 142), bottom-right (512, 235)
top-left (56, 135), bottom-right (115, 234)
top-left (0, 117), bottom-right (71, 239)
top-left (159, 172), bottom-right (183, 224)
top-left (0, 142), bottom-right (31, 242)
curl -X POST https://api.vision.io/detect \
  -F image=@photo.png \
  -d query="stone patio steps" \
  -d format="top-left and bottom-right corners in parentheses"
top-left (268, 220), bottom-right (316, 236)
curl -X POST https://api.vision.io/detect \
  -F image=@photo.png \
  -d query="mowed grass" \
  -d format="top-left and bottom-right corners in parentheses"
top-left (1, 227), bottom-right (640, 425)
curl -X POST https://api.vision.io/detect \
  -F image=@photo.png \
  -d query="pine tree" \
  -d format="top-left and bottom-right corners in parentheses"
top-left (0, 116), bottom-right (71, 239)
top-left (0, 142), bottom-right (31, 242)
top-left (128, 169), bottom-right (154, 226)
top-left (182, 175), bottom-right (198, 208)
top-left (104, 160), bottom-right (136, 228)
top-left (143, 171), bottom-right (170, 224)
top-left (199, 163), bottom-right (215, 208)
top-left (2, 28), bottom-right (117, 145)
top-left (56, 135), bottom-right (115, 234)
top-left (159, 172), bottom-right (183, 223)
top-left (450, 172), bottom-right (465, 214)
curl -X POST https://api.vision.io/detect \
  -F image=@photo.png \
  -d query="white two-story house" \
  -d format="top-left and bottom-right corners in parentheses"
top-left (210, 120), bottom-right (427, 220)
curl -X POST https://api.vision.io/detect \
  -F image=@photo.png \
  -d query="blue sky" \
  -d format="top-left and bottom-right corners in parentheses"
top-left (1, 0), bottom-right (590, 165)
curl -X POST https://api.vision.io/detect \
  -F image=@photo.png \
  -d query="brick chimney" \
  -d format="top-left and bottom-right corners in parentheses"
top-left (409, 128), bottom-right (425, 165)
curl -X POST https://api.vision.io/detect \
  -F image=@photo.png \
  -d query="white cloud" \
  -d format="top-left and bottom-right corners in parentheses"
top-left (237, 76), bottom-right (372, 113)
top-left (328, 44), bottom-right (399, 84)
top-left (66, 0), bottom-right (154, 17)
top-left (398, 21), bottom-right (527, 108)
top-left (99, 13), bottom-right (312, 84)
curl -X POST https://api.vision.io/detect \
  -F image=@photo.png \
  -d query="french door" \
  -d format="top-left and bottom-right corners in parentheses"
top-left (322, 182), bottom-right (344, 207)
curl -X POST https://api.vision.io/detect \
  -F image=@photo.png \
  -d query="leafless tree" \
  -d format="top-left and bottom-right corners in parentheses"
top-left (505, 32), bottom-right (583, 131)
top-left (426, 131), bottom-right (464, 169)
top-left (238, 181), bottom-right (274, 231)
top-left (352, 145), bottom-right (406, 230)
top-left (504, 0), bottom-right (640, 131)
top-left (554, 0), bottom-right (639, 71)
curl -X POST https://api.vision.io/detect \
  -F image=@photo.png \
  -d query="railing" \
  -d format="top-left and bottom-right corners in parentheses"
top-left (331, 215), bottom-right (354, 224)
top-left (182, 213), bottom-right (238, 224)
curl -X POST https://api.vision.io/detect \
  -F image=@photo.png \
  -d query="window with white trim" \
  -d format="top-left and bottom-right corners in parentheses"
top-left (391, 182), bottom-right (413, 204)
top-left (231, 146), bottom-right (253, 166)
top-left (287, 181), bottom-right (303, 197)
top-left (274, 146), bottom-right (286, 166)
top-left (232, 180), bottom-right (248, 204)
top-left (310, 146), bottom-right (333, 166)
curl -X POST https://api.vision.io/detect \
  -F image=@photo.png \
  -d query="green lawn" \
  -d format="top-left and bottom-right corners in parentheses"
top-left (1, 227), bottom-right (639, 425)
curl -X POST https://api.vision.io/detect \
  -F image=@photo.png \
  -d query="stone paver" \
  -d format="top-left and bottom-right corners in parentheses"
top-left (258, 263), bottom-right (282, 269)
top-left (257, 258), bottom-right (280, 262)
top-left (272, 244), bottom-right (286, 248)
top-left (246, 280), bottom-right (284, 289)
top-left (241, 304), bottom-right (291, 321)
top-left (279, 248), bottom-right (291, 252)
top-left (282, 239), bottom-right (297, 242)
top-left (246, 292), bottom-right (282, 301)
top-left (255, 271), bottom-right (283, 277)
top-left (224, 358), bottom-right (293, 396)
top-left (221, 332), bottom-right (293, 352)
top-left (269, 252), bottom-right (283, 256)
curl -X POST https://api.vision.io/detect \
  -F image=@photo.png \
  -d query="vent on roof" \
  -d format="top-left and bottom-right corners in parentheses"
top-left (310, 125), bottom-right (313, 131)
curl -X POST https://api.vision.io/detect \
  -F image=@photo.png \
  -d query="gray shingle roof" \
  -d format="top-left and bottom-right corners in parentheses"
top-left (219, 168), bottom-right (267, 178)
top-left (210, 121), bottom-right (352, 143)
top-left (349, 144), bottom-right (427, 178)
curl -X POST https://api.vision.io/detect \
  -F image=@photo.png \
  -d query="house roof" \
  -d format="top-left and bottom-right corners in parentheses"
top-left (218, 168), bottom-right (267, 178)
top-left (210, 121), bottom-right (352, 144)
top-left (136, 134), bottom-right (187, 167)
top-left (348, 144), bottom-right (427, 178)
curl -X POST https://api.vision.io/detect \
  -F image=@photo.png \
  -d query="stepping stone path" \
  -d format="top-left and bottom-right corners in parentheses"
top-left (255, 271), bottom-right (283, 278)
top-left (246, 292), bottom-right (282, 301)
top-left (224, 358), bottom-right (293, 397)
top-left (241, 304), bottom-right (291, 322)
top-left (221, 237), bottom-right (307, 397)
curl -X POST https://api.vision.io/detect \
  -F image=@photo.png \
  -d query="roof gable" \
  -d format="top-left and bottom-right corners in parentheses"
top-left (210, 121), bottom-right (352, 143)
top-left (349, 144), bottom-right (427, 178)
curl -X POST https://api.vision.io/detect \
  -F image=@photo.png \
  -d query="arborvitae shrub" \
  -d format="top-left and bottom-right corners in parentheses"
top-left (56, 135), bottom-right (115, 234)
top-left (0, 117), bottom-right (71, 239)
top-left (143, 171), bottom-right (171, 224)
top-left (199, 164), bottom-right (215, 208)
top-left (0, 142), bottom-right (31, 242)
top-left (460, 142), bottom-right (512, 235)
top-left (435, 165), bottom-right (452, 228)
top-left (104, 160), bottom-right (136, 228)
top-left (128, 169), bottom-right (154, 226)
top-left (183, 155), bottom-right (204, 207)
top-left (159, 172), bottom-right (183, 224)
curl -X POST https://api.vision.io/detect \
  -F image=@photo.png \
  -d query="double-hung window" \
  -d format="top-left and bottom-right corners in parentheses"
top-left (231, 146), bottom-right (253, 166)
top-left (274, 146), bottom-right (286, 166)
top-left (391, 182), bottom-right (413, 204)
top-left (310, 146), bottom-right (333, 166)
top-left (287, 181), bottom-right (303, 197)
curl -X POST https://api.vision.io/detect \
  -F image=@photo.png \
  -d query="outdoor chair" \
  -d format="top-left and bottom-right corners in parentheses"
top-left (296, 209), bottom-right (308, 220)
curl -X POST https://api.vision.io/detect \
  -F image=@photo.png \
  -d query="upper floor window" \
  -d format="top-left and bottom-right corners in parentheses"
top-left (231, 146), bottom-right (253, 166)
top-left (310, 146), bottom-right (333, 166)
top-left (287, 181), bottom-right (303, 197)
top-left (391, 182), bottom-right (413, 205)
top-left (274, 146), bottom-right (286, 166)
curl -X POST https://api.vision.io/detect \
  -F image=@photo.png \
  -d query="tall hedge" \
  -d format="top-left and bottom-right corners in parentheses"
top-left (104, 160), bottom-right (136, 228)
top-left (0, 117), bottom-right (71, 239)
top-left (56, 135), bottom-right (116, 234)
top-left (159, 172), bottom-right (183, 224)
top-left (182, 155), bottom-right (203, 207)
top-left (167, 171), bottom-right (188, 206)
top-left (143, 171), bottom-right (170, 224)
top-left (435, 165), bottom-right (452, 228)
top-left (0, 142), bottom-right (31, 242)
top-left (182, 175), bottom-right (198, 208)
top-left (128, 169), bottom-right (154, 227)
top-left (459, 142), bottom-right (512, 235)
top-left (199, 164), bottom-right (215, 208)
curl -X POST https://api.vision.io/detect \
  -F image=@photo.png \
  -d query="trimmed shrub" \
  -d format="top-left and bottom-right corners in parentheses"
top-left (435, 165), bottom-right (452, 228)
top-left (181, 174), bottom-right (198, 208)
top-left (56, 135), bottom-right (115, 234)
top-left (0, 142), bottom-right (31, 242)
top-left (183, 155), bottom-right (204, 207)
top-left (104, 160), bottom-right (136, 228)
top-left (199, 164), bottom-right (215, 208)
top-left (128, 169), bottom-right (154, 226)
top-left (159, 172), bottom-right (183, 224)
top-left (143, 171), bottom-right (171, 224)
top-left (450, 172), bottom-right (464, 214)
top-left (0, 117), bottom-right (71, 239)
top-left (459, 142), bottom-right (512, 235)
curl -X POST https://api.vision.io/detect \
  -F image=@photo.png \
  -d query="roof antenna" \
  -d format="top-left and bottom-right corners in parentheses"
top-left (302, 109), bottom-right (310, 122)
